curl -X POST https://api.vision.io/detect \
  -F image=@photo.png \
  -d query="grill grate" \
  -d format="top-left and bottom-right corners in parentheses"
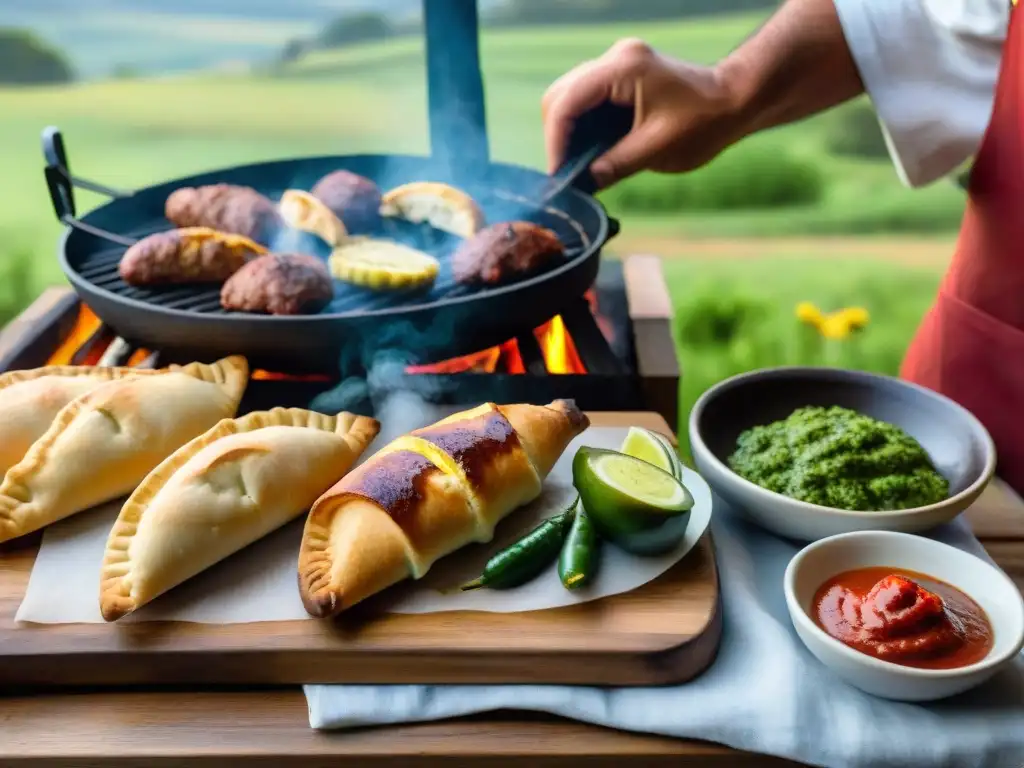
top-left (67, 189), bottom-right (590, 319)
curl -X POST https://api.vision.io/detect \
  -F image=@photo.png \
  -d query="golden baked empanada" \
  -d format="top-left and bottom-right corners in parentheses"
top-left (299, 400), bottom-right (588, 617)
top-left (0, 364), bottom-right (165, 479)
top-left (99, 407), bottom-right (379, 621)
top-left (0, 356), bottom-right (249, 544)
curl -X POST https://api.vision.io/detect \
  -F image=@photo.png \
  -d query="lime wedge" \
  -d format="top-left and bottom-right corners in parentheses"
top-left (573, 446), bottom-right (693, 554)
top-left (592, 451), bottom-right (689, 509)
top-left (620, 426), bottom-right (682, 480)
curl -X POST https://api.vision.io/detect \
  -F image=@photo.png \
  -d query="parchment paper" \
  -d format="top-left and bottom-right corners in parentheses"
top-left (15, 419), bottom-right (712, 624)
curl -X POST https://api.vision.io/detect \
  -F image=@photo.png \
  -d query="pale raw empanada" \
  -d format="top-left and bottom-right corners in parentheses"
top-left (0, 364), bottom-right (165, 478)
top-left (99, 407), bottom-right (380, 621)
top-left (0, 356), bottom-right (249, 544)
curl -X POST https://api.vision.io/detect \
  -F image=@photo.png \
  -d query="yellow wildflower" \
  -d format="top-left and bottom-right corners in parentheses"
top-left (795, 301), bottom-right (824, 328)
top-left (838, 306), bottom-right (870, 330)
top-left (818, 314), bottom-right (853, 340)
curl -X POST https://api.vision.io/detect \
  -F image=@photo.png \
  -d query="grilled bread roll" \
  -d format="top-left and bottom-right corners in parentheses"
top-left (119, 227), bottom-right (267, 286)
top-left (278, 189), bottom-right (348, 247)
top-left (298, 399), bottom-right (589, 617)
top-left (380, 181), bottom-right (485, 238)
top-left (165, 184), bottom-right (282, 244)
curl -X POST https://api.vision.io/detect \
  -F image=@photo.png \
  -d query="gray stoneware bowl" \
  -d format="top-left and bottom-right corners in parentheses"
top-left (688, 367), bottom-right (996, 542)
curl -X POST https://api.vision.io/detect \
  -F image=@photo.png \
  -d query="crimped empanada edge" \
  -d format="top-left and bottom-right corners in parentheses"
top-left (172, 355), bottom-right (250, 406)
top-left (0, 356), bottom-right (249, 544)
top-left (99, 407), bottom-right (379, 621)
top-left (0, 363), bottom-right (165, 392)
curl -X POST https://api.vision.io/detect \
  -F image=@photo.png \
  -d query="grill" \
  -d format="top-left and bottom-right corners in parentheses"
top-left (0, 256), bottom-right (681, 430)
top-left (41, 1), bottom-right (628, 373)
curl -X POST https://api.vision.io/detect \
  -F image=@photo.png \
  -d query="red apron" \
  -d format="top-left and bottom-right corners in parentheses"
top-left (901, 1), bottom-right (1024, 494)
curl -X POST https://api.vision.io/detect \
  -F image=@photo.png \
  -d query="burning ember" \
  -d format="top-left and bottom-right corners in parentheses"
top-left (404, 289), bottom-right (605, 376)
top-left (49, 290), bottom-right (605, 379)
top-left (46, 306), bottom-right (109, 366)
top-left (45, 306), bottom-right (329, 380)
top-left (404, 314), bottom-right (585, 375)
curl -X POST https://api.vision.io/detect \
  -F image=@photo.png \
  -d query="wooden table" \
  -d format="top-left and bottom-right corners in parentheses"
top-left (2, 410), bottom-right (1022, 767)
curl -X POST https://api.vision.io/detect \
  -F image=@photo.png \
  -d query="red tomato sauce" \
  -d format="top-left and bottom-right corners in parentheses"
top-left (812, 567), bottom-right (994, 669)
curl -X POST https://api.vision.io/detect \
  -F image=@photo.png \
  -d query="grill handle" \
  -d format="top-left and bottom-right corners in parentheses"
top-left (559, 101), bottom-right (636, 196)
top-left (42, 127), bottom-right (138, 247)
top-left (41, 127), bottom-right (132, 221)
top-left (538, 101), bottom-right (635, 208)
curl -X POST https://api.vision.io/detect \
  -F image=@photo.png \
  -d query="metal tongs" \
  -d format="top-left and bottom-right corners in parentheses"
top-left (536, 101), bottom-right (636, 206)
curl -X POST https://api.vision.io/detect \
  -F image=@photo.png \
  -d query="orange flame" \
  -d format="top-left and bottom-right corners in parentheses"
top-left (49, 294), bottom-right (598, 379)
top-left (46, 306), bottom-right (105, 366)
top-left (405, 313), bottom-right (586, 376)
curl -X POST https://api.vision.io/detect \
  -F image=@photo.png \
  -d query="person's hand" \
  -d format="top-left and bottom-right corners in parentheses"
top-left (542, 38), bottom-right (741, 189)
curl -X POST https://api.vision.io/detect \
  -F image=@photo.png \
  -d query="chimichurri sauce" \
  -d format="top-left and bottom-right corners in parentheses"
top-left (727, 406), bottom-right (949, 511)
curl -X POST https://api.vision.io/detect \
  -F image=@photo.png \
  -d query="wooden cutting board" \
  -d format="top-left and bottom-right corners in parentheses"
top-left (0, 412), bottom-right (721, 688)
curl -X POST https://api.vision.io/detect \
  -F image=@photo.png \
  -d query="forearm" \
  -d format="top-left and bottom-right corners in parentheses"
top-left (717, 0), bottom-right (864, 137)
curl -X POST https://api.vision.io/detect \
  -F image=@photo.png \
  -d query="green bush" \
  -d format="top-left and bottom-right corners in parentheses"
top-left (601, 143), bottom-right (825, 213)
top-left (0, 252), bottom-right (35, 329)
top-left (825, 99), bottom-right (890, 160)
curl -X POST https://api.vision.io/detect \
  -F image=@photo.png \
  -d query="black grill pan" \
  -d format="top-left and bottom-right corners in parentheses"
top-left (44, 135), bottom-right (618, 373)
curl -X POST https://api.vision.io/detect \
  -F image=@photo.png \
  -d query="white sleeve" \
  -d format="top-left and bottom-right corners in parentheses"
top-left (834, 0), bottom-right (1007, 187)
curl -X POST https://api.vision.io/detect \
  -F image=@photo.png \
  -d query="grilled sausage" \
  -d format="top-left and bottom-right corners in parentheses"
top-left (220, 253), bottom-right (333, 316)
top-left (118, 228), bottom-right (266, 287)
top-left (310, 170), bottom-right (382, 232)
top-left (165, 184), bottom-right (282, 243)
top-left (452, 221), bottom-right (565, 286)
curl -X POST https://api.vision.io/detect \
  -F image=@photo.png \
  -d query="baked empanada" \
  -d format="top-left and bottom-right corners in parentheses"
top-left (99, 407), bottom-right (380, 621)
top-left (299, 400), bottom-right (588, 616)
top-left (0, 364), bottom-right (165, 479)
top-left (0, 356), bottom-right (249, 544)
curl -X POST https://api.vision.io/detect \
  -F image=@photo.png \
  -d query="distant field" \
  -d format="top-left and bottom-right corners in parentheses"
top-left (0, 11), bottom-right (961, 302)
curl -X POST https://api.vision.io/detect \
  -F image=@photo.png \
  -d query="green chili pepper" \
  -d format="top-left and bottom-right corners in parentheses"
top-left (461, 496), bottom-right (579, 591)
top-left (558, 507), bottom-right (600, 591)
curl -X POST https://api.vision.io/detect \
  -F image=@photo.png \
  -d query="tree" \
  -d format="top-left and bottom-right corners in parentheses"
top-left (277, 37), bottom-right (309, 65)
top-left (318, 12), bottom-right (393, 49)
top-left (0, 28), bottom-right (74, 85)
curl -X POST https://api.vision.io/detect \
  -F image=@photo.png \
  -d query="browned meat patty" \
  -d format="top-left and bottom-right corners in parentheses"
top-left (452, 221), bottom-right (565, 286)
top-left (310, 170), bottom-right (382, 232)
top-left (220, 253), bottom-right (333, 316)
top-left (165, 184), bottom-right (282, 244)
top-left (118, 227), bottom-right (266, 286)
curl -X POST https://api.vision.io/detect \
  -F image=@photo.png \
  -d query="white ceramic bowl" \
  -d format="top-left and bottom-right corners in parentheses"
top-left (689, 367), bottom-right (996, 541)
top-left (784, 531), bottom-right (1024, 702)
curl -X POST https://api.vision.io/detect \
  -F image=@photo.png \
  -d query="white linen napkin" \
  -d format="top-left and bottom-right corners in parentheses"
top-left (305, 501), bottom-right (1024, 768)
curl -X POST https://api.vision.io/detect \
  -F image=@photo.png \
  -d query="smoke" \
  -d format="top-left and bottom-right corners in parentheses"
top-left (310, 310), bottom-right (461, 433)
